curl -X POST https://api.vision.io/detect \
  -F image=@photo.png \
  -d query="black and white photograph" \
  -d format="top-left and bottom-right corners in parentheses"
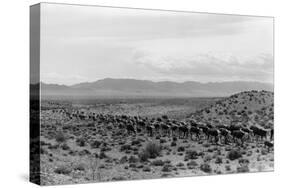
top-left (30, 2), bottom-right (274, 186)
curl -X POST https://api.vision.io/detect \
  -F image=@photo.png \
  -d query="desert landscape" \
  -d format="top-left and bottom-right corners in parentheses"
top-left (37, 89), bottom-right (274, 185)
top-left (29, 4), bottom-right (274, 186)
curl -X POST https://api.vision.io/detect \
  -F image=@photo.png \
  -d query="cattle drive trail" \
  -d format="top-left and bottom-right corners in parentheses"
top-left (36, 90), bottom-right (274, 185)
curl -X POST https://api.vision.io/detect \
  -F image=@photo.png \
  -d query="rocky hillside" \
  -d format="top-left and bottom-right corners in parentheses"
top-left (188, 90), bottom-right (274, 129)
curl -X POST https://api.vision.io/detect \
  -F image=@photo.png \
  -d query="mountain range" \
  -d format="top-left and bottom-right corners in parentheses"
top-left (34, 78), bottom-right (273, 98)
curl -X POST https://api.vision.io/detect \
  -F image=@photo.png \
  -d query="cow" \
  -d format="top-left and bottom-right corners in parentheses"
top-left (178, 125), bottom-right (189, 139)
top-left (250, 126), bottom-right (268, 141)
top-left (207, 128), bottom-right (220, 144)
top-left (231, 129), bottom-right (246, 145)
top-left (189, 126), bottom-right (201, 140)
top-left (161, 123), bottom-right (171, 137)
top-left (146, 125), bottom-right (155, 137)
top-left (219, 128), bottom-right (231, 144)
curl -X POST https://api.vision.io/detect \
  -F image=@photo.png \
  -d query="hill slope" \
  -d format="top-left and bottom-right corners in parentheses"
top-left (188, 90), bottom-right (274, 128)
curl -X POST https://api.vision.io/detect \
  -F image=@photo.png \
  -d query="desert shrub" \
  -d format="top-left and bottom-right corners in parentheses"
top-left (128, 155), bottom-right (139, 163)
top-left (138, 150), bottom-right (149, 162)
top-left (176, 162), bottom-right (185, 167)
top-left (225, 165), bottom-right (231, 171)
top-left (76, 137), bottom-right (86, 147)
top-left (151, 159), bottom-right (165, 166)
top-left (120, 144), bottom-right (132, 152)
top-left (54, 165), bottom-right (71, 175)
top-left (237, 166), bottom-right (249, 173)
top-left (90, 140), bottom-right (102, 148)
top-left (79, 149), bottom-right (91, 156)
top-left (137, 164), bottom-right (144, 169)
top-left (55, 132), bottom-right (66, 143)
top-left (131, 139), bottom-right (141, 146)
top-left (162, 164), bottom-right (173, 172)
top-left (185, 150), bottom-right (198, 160)
top-left (187, 160), bottom-right (198, 169)
top-left (171, 141), bottom-right (177, 147)
top-left (143, 166), bottom-right (151, 172)
top-left (61, 143), bottom-right (70, 150)
top-left (160, 139), bottom-right (166, 144)
top-left (74, 163), bottom-right (85, 171)
top-left (143, 142), bottom-right (162, 159)
top-left (177, 146), bottom-right (185, 152)
top-left (129, 163), bottom-right (137, 168)
top-left (112, 176), bottom-right (127, 181)
top-left (99, 151), bottom-right (107, 159)
top-left (173, 137), bottom-right (178, 142)
top-left (261, 148), bottom-right (268, 155)
top-left (227, 149), bottom-right (242, 160)
top-left (204, 155), bottom-right (212, 162)
top-left (215, 157), bottom-right (223, 164)
top-left (200, 163), bottom-right (212, 173)
top-left (119, 156), bottom-right (128, 164)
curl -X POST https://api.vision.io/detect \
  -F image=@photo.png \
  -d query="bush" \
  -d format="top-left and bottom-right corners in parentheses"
top-left (200, 163), bottom-right (212, 173)
top-left (76, 137), bottom-right (86, 147)
top-left (143, 166), bottom-right (151, 172)
top-left (55, 132), bottom-right (66, 143)
top-left (177, 146), bottom-right (185, 152)
top-left (187, 160), bottom-right (198, 169)
top-left (162, 164), bottom-right (172, 172)
top-left (143, 142), bottom-right (162, 159)
top-left (119, 156), bottom-right (128, 164)
top-left (120, 144), bottom-right (132, 152)
top-left (176, 162), bottom-right (185, 167)
top-left (215, 157), bottom-right (223, 164)
top-left (74, 163), bottom-right (85, 171)
top-left (61, 143), bottom-right (70, 150)
top-left (227, 149), bottom-right (242, 160)
top-left (128, 155), bottom-right (139, 163)
top-left (54, 165), bottom-right (71, 175)
top-left (131, 139), bottom-right (141, 146)
top-left (225, 165), bottom-right (231, 171)
top-left (185, 150), bottom-right (198, 160)
top-left (90, 140), bottom-right (102, 148)
top-left (138, 151), bottom-right (149, 162)
top-left (171, 141), bottom-right (177, 147)
top-left (237, 166), bottom-right (249, 173)
top-left (151, 159), bottom-right (165, 166)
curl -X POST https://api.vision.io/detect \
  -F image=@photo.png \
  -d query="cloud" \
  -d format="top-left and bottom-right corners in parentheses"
top-left (41, 72), bottom-right (88, 85)
top-left (133, 50), bottom-right (273, 83)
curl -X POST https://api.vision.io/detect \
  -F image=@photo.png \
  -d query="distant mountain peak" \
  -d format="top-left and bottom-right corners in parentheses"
top-left (39, 78), bottom-right (273, 98)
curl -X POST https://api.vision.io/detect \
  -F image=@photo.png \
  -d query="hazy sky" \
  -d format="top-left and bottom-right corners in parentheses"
top-left (40, 3), bottom-right (274, 85)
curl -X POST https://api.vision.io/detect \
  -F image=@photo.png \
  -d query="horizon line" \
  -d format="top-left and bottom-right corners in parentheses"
top-left (33, 78), bottom-right (274, 86)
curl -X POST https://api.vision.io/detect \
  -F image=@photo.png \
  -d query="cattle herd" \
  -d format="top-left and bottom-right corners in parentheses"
top-left (60, 109), bottom-right (274, 148)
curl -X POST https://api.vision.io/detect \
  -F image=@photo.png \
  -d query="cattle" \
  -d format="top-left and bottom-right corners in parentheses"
top-left (178, 125), bottom-right (189, 139)
top-left (198, 125), bottom-right (209, 139)
top-left (207, 128), bottom-right (220, 144)
top-left (171, 123), bottom-right (179, 136)
top-left (189, 126), bottom-right (201, 140)
top-left (219, 128), bottom-right (231, 144)
top-left (250, 126), bottom-right (268, 141)
top-left (146, 125), bottom-right (155, 137)
top-left (231, 129), bottom-right (247, 145)
top-left (161, 123), bottom-right (171, 137)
